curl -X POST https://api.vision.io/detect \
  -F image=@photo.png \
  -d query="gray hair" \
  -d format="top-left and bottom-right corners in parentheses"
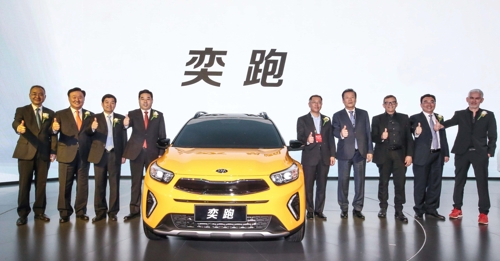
top-left (469, 89), bottom-right (484, 98)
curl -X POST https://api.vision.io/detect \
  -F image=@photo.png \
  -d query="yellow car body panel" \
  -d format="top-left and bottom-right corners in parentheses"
top-left (142, 147), bottom-right (305, 233)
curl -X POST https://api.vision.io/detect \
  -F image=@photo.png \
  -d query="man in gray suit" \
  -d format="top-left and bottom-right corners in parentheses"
top-left (332, 89), bottom-right (373, 219)
top-left (297, 95), bottom-right (336, 220)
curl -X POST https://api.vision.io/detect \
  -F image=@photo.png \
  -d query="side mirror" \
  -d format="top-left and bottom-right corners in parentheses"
top-left (156, 138), bottom-right (171, 149)
top-left (287, 140), bottom-right (303, 151)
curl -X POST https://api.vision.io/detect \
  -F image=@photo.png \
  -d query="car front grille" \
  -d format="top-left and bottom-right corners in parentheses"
top-left (171, 214), bottom-right (272, 230)
top-left (174, 178), bottom-right (270, 195)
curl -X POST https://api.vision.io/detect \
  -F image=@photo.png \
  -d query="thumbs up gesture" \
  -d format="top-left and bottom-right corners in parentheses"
top-left (341, 125), bottom-right (349, 138)
top-left (17, 120), bottom-right (26, 134)
top-left (433, 120), bottom-right (442, 132)
top-left (91, 117), bottom-right (98, 130)
top-left (307, 132), bottom-right (314, 144)
top-left (381, 128), bottom-right (388, 140)
top-left (52, 117), bottom-right (60, 132)
top-left (123, 114), bottom-right (130, 127)
top-left (415, 122), bottom-right (422, 135)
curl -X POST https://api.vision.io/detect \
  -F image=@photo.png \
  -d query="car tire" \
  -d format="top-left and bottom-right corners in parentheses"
top-left (143, 221), bottom-right (167, 240)
top-left (284, 223), bottom-right (305, 242)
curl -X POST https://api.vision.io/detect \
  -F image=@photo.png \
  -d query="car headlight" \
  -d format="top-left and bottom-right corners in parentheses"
top-left (149, 161), bottom-right (174, 184)
top-left (270, 163), bottom-right (299, 185)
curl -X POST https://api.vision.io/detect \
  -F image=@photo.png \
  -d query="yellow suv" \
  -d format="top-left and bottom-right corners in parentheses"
top-left (142, 112), bottom-right (305, 242)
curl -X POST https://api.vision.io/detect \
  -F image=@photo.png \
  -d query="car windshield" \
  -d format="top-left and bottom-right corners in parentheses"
top-left (173, 117), bottom-right (285, 148)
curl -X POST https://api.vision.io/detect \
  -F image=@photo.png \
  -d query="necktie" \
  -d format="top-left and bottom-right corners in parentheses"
top-left (143, 111), bottom-right (149, 148)
top-left (35, 108), bottom-right (42, 129)
top-left (106, 115), bottom-right (114, 151)
top-left (75, 110), bottom-right (82, 131)
top-left (429, 114), bottom-right (439, 150)
top-left (349, 111), bottom-right (358, 149)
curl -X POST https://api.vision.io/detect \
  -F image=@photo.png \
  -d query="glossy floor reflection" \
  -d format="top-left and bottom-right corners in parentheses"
top-left (0, 179), bottom-right (498, 261)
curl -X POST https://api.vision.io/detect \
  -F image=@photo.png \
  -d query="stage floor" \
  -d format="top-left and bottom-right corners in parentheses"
top-left (0, 179), bottom-right (498, 261)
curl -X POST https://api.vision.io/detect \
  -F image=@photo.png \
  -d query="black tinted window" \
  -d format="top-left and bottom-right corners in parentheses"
top-left (173, 118), bottom-right (284, 148)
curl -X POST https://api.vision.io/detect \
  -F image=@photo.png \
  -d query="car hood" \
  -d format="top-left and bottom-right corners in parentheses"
top-left (155, 147), bottom-right (295, 177)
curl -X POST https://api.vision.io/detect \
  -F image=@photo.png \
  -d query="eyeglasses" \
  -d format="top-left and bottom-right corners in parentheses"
top-left (384, 101), bottom-right (397, 106)
top-left (422, 101), bottom-right (435, 105)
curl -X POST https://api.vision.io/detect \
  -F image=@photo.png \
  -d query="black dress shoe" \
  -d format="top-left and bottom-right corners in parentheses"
top-left (92, 215), bottom-right (106, 223)
top-left (16, 217), bottom-right (27, 226)
top-left (378, 209), bottom-right (387, 218)
top-left (34, 214), bottom-right (50, 222)
top-left (306, 212), bottom-right (314, 219)
top-left (123, 213), bottom-right (140, 221)
top-left (426, 212), bottom-right (445, 220)
top-left (76, 214), bottom-right (89, 221)
top-left (353, 210), bottom-right (365, 219)
top-left (59, 217), bottom-right (70, 223)
top-left (314, 212), bottom-right (327, 220)
top-left (414, 213), bottom-right (423, 220)
top-left (395, 212), bottom-right (408, 223)
top-left (109, 215), bottom-right (118, 221)
top-left (340, 211), bottom-right (348, 219)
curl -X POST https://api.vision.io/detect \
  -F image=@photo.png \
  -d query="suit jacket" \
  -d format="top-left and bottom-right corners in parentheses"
top-left (123, 108), bottom-right (166, 161)
top-left (332, 108), bottom-right (373, 160)
top-left (297, 113), bottom-right (336, 166)
top-left (53, 107), bottom-right (94, 163)
top-left (12, 105), bottom-right (55, 161)
top-left (371, 112), bottom-right (414, 164)
top-left (409, 112), bottom-right (450, 166)
top-left (442, 108), bottom-right (497, 156)
top-left (86, 113), bottom-right (128, 164)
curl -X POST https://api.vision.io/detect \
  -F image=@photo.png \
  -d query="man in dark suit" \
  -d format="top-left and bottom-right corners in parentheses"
top-left (52, 87), bottom-right (94, 223)
top-left (409, 94), bottom-right (449, 220)
top-left (86, 94), bottom-right (127, 223)
top-left (12, 85), bottom-right (56, 226)
top-left (297, 95), bottom-right (336, 220)
top-left (436, 89), bottom-right (497, 225)
top-left (122, 89), bottom-right (166, 221)
top-left (332, 89), bottom-right (373, 219)
top-left (371, 95), bottom-right (414, 222)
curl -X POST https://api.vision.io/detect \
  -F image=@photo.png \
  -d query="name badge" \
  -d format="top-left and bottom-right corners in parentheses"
top-left (315, 133), bottom-right (323, 143)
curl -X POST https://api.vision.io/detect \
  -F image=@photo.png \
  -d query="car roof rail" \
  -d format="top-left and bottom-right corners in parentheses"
top-left (259, 112), bottom-right (269, 119)
top-left (194, 111), bottom-right (207, 118)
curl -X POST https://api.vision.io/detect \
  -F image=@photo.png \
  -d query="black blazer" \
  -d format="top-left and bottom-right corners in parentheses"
top-left (371, 112), bottom-right (414, 164)
top-left (409, 112), bottom-right (450, 166)
top-left (123, 108), bottom-right (167, 161)
top-left (297, 113), bottom-right (336, 166)
top-left (53, 108), bottom-right (94, 163)
top-left (86, 113), bottom-right (128, 164)
top-left (442, 108), bottom-right (497, 156)
top-left (12, 105), bottom-right (55, 161)
top-left (332, 108), bottom-right (373, 160)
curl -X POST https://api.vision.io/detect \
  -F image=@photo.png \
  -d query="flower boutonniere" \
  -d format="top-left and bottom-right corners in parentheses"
top-left (322, 116), bottom-right (330, 126)
top-left (84, 111), bottom-right (91, 120)
top-left (477, 111), bottom-right (487, 121)
top-left (436, 114), bottom-right (443, 122)
top-left (151, 111), bottom-right (158, 120)
top-left (42, 113), bottom-right (49, 123)
top-left (113, 118), bottom-right (121, 127)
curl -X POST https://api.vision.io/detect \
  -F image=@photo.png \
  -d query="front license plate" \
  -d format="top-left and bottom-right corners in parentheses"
top-left (194, 205), bottom-right (247, 222)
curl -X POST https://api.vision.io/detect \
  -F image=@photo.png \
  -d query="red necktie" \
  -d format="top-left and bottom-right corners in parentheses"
top-left (143, 111), bottom-right (148, 148)
top-left (75, 110), bottom-right (82, 131)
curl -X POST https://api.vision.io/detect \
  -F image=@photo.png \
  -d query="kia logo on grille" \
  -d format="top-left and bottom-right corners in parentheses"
top-left (216, 169), bottom-right (228, 173)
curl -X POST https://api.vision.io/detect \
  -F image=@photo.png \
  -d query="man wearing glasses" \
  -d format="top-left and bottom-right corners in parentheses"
top-left (371, 95), bottom-right (414, 222)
